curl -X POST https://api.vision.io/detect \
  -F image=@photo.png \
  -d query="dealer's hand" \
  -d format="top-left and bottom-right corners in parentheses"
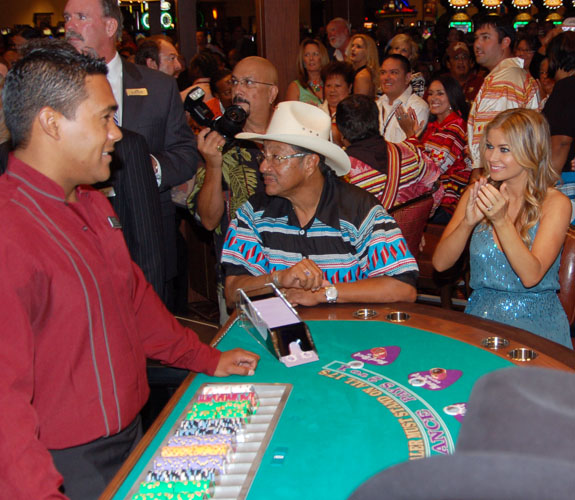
top-left (214, 348), bottom-right (260, 376)
top-left (275, 259), bottom-right (325, 292)
top-left (197, 128), bottom-right (226, 167)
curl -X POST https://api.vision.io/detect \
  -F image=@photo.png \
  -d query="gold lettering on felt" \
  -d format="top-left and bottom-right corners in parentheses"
top-left (126, 88), bottom-right (148, 96)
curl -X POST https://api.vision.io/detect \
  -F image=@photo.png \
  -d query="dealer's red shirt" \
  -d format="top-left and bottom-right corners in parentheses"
top-left (0, 156), bottom-right (221, 498)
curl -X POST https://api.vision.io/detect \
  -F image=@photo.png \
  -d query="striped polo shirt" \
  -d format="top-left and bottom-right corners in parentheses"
top-left (221, 174), bottom-right (418, 286)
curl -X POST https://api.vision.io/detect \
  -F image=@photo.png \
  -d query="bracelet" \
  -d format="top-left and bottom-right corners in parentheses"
top-left (272, 271), bottom-right (281, 287)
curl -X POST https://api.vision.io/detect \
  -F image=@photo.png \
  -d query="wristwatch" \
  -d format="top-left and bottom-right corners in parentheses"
top-left (325, 285), bottom-right (338, 304)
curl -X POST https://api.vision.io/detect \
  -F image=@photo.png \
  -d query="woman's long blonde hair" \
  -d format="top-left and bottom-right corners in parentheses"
top-left (345, 34), bottom-right (380, 95)
top-left (479, 108), bottom-right (559, 246)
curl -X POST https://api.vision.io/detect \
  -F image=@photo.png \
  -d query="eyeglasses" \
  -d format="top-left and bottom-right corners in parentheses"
top-left (231, 77), bottom-right (275, 89)
top-left (257, 152), bottom-right (308, 165)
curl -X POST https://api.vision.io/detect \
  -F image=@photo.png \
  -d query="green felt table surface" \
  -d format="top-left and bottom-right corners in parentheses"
top-left (112, 318), bottom-right (514, 500)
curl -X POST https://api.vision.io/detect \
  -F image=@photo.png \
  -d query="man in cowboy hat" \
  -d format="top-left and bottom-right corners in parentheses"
top-left (220, 101), bottom-right (418, 307)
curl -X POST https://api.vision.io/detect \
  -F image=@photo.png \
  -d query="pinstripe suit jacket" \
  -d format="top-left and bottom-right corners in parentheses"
top-left (107, 129), bottom-right (165, 298)
top-left (0, 141), bottom-right (8, 175)
top-left (121, 60), bottom-right (199, 283)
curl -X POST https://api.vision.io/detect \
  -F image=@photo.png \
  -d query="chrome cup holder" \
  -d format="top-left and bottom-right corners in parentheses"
top-left (386, 311), bottom-right (410, 323)
top-left (481, 336), bottom-right (510, 350)
top-left (508, 348), bottom-right (538, 362)
top-left (353, 308), bottom-right (378, 320)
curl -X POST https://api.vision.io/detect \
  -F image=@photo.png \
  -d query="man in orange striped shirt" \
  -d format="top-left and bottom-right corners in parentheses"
top-left (468, 15), bottom-right (539, 182)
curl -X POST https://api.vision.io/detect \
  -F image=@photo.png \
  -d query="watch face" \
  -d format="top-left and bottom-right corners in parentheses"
top-left (326, 286), bottom-right (338, 302)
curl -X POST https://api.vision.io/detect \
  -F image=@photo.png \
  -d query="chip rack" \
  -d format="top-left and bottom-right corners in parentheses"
top-left (127, 383), bottom-right (292, 499)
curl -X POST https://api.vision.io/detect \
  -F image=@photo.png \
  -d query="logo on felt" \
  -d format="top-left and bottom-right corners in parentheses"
top-left (408, 368), bottom-right (462, 390)
top-left (443, 402), bottom-right (467, 423)
top-left (351, 346), bottom-right (400, 366)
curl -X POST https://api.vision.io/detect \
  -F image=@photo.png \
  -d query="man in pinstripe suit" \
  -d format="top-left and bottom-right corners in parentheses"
top-left (65, 0), bottom-right (199, 310)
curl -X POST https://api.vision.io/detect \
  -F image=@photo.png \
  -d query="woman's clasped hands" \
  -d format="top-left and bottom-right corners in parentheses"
top-left (466, 178), bottom-right (510, 226)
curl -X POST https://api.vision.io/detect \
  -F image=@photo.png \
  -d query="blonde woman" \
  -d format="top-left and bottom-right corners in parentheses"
top-left (285, 38), bottom-right (329, 106)
top-left (433, 109), bottom-right (572, 347)
top-left (345, 34), bottom-right (379, 98)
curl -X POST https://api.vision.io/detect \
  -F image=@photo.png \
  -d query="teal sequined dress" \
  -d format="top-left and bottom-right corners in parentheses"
top-left (466, 224), bottom-right (571, 348)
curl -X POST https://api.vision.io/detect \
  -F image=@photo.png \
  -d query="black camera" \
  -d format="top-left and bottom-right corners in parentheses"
top-left (184, 86), bottom-right (247, 140)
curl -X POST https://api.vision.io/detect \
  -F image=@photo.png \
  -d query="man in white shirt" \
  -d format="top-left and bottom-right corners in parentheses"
top-left (377, 54), bottom-right (429, 143)
top-left (326, 18), bottom-right (351, 62)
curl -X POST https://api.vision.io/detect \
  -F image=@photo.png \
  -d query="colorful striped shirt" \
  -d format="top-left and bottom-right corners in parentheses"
top-left (468, 57), bottom-right (539, 169)
top-left (346, 136), bottom-right (441, 210)
top-left (421, 112), bottom-right (472, 215)
top-left (221, 175), bottom-right (418, 286)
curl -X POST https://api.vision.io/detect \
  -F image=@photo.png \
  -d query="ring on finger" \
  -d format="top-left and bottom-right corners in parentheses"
top-left (216, 145), bottom-right (223, 152)
top-left (303, 269), bottom-right (311, 277)
top-left (487, 205), bottom-right (493, 212)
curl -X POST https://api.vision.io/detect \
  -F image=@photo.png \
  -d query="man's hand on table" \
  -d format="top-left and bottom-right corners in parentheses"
top-left (214, 348), bottom-right (260, 376)
top-left (275, 259), bottom-right (329, 292)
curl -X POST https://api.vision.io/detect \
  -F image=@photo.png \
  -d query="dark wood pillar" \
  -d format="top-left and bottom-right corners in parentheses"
top-left (176, 0), bottom-right (198, 65)
top-left (325, 0), bottom-right (364, 32)
top-left (254, 0), bottom-right (299, 101)
top-left (149, 1), bottom-right (162, 35)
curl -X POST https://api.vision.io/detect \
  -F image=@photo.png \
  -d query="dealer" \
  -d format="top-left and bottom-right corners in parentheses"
top-left (0, 40), bottom-right (259, 499)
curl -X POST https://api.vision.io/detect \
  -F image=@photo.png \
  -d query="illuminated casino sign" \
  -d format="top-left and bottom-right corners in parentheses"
top-left (512, 0), bottom-right (533, 8)
top-left (543, 0), bottom-right (563, 8)
top-left (481, 0), bottom-right (503, 9)
top-left (448, 0), bottom-right (471, 9)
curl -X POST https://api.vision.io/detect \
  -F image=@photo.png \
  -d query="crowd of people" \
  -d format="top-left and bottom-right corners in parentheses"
top-left (0, 2), bottom-right (574, 497)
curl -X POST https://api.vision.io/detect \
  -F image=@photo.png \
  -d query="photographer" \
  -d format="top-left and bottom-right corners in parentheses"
top-left (188, 56), bottom-right (278, 323)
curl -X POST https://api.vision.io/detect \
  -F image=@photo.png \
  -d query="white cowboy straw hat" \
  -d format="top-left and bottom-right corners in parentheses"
top-left (236, 101), bottom-right (351, 176)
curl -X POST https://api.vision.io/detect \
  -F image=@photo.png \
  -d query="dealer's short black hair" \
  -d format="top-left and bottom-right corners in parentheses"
top-left (336, 94), bottom-right (380, 144)
top-left (2, 39), bottom-right (108, 149)
top-left (475, 15), bottom-right (516, 46)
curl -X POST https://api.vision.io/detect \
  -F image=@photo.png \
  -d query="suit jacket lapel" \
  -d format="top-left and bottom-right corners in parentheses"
top-left (121, 60), bottom-right (146, 130)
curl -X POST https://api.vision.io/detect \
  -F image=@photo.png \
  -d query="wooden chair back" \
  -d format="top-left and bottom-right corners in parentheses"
top-left (558, 225), bottom-right (575, 325)
top-left (389, 192), bottom-right (435, 260)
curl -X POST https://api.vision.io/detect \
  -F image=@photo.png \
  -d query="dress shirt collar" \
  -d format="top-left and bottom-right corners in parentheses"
top-left (107, 52), bottom-right (123, 126)
top-left (490, 57), bottom-right (524, 75)
top-left (6, 153), bottom-right (92, 203)
top-left (382, 84), bottom-right (413, 107)
top-left (262, 173), bottom-right (342, 230)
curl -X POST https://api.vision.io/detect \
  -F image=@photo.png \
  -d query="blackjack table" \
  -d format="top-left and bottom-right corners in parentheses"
top-left (102, 302), bottom-right (575, 500)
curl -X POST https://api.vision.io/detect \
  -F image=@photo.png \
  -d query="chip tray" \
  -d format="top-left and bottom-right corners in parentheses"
top-left (127, 383), bottom-right (292, 499)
